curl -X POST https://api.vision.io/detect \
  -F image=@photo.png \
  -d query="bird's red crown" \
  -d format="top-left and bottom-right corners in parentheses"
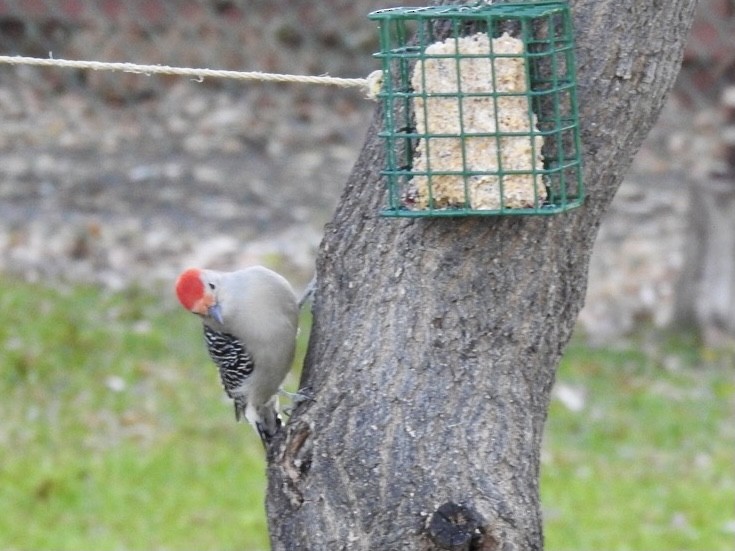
top-left (175, 268), bottom-right (204, 311)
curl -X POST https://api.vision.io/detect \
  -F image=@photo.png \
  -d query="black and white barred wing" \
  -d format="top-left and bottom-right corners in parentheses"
top-left (203, 325), bottom-right (254, 421)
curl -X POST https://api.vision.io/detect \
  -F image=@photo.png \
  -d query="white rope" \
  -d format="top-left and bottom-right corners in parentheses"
top-left (0, 55), bottom-right (382, 99)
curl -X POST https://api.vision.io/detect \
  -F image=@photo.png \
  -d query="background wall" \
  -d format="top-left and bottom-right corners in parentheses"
top-left (0, 0), bottom-right (733, 341)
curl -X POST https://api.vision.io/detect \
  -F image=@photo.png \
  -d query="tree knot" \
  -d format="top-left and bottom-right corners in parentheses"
top-left (426, 501), bottom-right (499, 551)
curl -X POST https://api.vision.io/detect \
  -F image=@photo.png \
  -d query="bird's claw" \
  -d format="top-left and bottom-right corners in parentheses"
top-left (279, 387), bottom-right (314, 405)
top-left (280, 387), bottom-right (314, 418)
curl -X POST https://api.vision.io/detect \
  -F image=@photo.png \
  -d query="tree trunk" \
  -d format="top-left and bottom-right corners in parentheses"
top-left (677, 176), bottom-right (735, 343)
top-left (673, 85), bottom-right (735, 346)
top-left (267, 1), bottom-right (698, 549)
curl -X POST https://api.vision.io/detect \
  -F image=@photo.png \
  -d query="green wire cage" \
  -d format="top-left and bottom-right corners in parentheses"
top-left (369, 1), bottom-right (583, 217)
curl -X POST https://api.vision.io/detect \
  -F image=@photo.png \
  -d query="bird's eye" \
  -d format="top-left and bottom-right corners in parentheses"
top-left (209, 283), bottom-right (216, 290)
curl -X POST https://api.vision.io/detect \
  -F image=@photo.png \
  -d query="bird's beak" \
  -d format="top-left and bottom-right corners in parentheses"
top-left (208, 303), bottom-right (224, 324)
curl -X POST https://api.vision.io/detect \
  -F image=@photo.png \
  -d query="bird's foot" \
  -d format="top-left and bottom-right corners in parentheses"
top-left (279, 387), bottom-right (314, 405)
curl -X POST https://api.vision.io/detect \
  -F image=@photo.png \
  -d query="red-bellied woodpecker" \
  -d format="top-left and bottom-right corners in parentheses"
top-left (175, 265), bottom-right (299, 444)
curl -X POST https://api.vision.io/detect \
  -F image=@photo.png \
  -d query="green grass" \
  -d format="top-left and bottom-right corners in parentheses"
top-left (0, 279), bottom-right (301, 550)
top-left (0, 278), bottom-right (732, 550)
top-left (543, 337), bottom-right (735, 550)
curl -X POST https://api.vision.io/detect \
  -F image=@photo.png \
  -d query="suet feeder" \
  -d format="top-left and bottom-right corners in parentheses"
top-left (369, 1), bottom-right (583, 217)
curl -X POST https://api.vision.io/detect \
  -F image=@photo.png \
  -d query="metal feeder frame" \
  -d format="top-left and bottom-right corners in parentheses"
top-left (370, 2), bottom-right (584, 217)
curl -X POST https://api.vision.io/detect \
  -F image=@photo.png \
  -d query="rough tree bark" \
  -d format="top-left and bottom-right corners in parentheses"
top-left (266, 1), bottom-right (698, 549)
